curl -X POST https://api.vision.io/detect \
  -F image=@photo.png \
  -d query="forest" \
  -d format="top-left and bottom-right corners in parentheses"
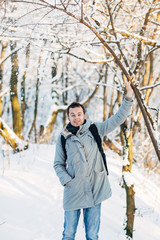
top-left (0, 1), bottom-right (160, 239)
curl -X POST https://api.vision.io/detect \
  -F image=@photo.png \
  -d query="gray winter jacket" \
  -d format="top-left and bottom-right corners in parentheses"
top-left (54, 98), bottom-right (133, 211)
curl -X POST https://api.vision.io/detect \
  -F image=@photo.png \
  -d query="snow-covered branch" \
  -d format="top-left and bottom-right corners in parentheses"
top-left (115, 28), bottom-right (160, 47)
top-left (140, 82), bottom-right (160, 91)
top-left (0, 117), bottom-right (28, 152)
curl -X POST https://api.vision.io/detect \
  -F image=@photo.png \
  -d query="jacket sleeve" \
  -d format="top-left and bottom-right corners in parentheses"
top-left (54, 134), bottom-right (72, 186)
top-left (95, 98), bottom-right (133, 138)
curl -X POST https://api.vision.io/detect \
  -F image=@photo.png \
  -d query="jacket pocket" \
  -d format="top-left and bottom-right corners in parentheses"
top-left (94, 170), bottom-right (105, 181)
top-left (93, 170), bottom-right (110, 200)
top-left (65, 177), bottom-right (76, 187)
top-left (63, 177), bottom-right (85, 210)
top-left (93, 170), bottom-right (106, 189)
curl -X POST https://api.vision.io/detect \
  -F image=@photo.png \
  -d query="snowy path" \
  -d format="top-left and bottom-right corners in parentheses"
top-left (0, 144), bottom-right (160, 240)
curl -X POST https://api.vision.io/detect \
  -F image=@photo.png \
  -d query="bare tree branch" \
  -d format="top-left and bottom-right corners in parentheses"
top-left (105, 0), bottom-right (131, 75)
top-left (0, 47), bottom-right (23, 65)
top-left (140, 82), bottom-right (160, 91)
top-left (64, 50), bottom-right (114, 64)
top-left (30, 8), bottom-right (54, 34)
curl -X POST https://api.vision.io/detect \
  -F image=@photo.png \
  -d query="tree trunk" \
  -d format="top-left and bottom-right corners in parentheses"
top-left (39, 109), bottom-right (62, 143)
top-left (10, 41), bottom-right (23, 139)
top-left (62, 57), bottom-right (69, 126)
top-left (0, 41), bottom-right (8, 117)
top-left (21, 44), bottom-right (30, 126)
top-left (123, 183), bottom-right (135, 239)
top-left (103, 65), bottom-right (108, 121)
top-left (133, 52), bottom-right (154, 137)
top-left (121, 123), bottom-right (136, 239)
top-left (108, 76), bottom-right (116, 118)
top-left (28, 54), bottom-right (41, 142)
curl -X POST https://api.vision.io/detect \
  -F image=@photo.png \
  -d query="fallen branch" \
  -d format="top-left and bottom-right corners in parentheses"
top-left (0, 117), bottom-right (28, 152)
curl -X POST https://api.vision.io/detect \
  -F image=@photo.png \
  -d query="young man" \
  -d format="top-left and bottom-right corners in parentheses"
top-left (54, 82), bottom-right (133, 240)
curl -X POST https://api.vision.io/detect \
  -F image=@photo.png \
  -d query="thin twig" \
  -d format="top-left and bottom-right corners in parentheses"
top-left (0, 47), bottom-right (23, 65)
top-left (65, 50), bottom-right (114, 64)
top-left (140, 82), bottom-right (160, 91)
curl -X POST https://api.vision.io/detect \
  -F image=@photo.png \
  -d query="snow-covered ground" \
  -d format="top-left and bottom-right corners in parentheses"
top-left (0, 144), bottom-right (160, 240)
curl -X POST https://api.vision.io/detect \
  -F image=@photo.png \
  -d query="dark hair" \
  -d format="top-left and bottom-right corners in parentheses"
top-left (67, 102), bottom-right (86, 116)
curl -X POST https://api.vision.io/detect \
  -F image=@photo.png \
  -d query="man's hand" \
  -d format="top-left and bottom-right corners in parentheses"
top-left (125, 81), bottom-right (134, 99)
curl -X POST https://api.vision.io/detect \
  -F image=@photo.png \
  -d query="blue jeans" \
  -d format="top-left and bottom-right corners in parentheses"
top-left (62, 203), bottom-right (101, 240)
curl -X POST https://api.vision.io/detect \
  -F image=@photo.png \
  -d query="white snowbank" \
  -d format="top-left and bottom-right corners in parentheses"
top-left (0, 144), bottom-right (160, 240)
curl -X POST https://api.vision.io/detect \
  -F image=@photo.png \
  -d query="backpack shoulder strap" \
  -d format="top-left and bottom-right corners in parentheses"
top-left (89, 124), bottom-right (109, 175)
top-left (89, 123), bottom-right (102, 150)
top-left (61, 135), bottom-right (67, 160)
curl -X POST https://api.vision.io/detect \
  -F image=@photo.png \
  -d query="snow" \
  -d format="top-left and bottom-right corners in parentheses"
top-left (122, 171), bottom-right (134, 187)
top-left (0, 144), bottom-right (160, 240)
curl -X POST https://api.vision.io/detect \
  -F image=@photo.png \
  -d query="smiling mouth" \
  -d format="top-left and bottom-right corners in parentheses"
top-left (74, 121), bottom-right (80, 125)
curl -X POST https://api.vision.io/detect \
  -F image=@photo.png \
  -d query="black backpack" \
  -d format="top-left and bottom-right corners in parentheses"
top-left (61, 123), bottom-right (109, 175)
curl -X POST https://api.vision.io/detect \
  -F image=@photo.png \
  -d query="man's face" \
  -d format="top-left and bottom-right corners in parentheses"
top-left (67, 106), bottom-right (86, 127)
